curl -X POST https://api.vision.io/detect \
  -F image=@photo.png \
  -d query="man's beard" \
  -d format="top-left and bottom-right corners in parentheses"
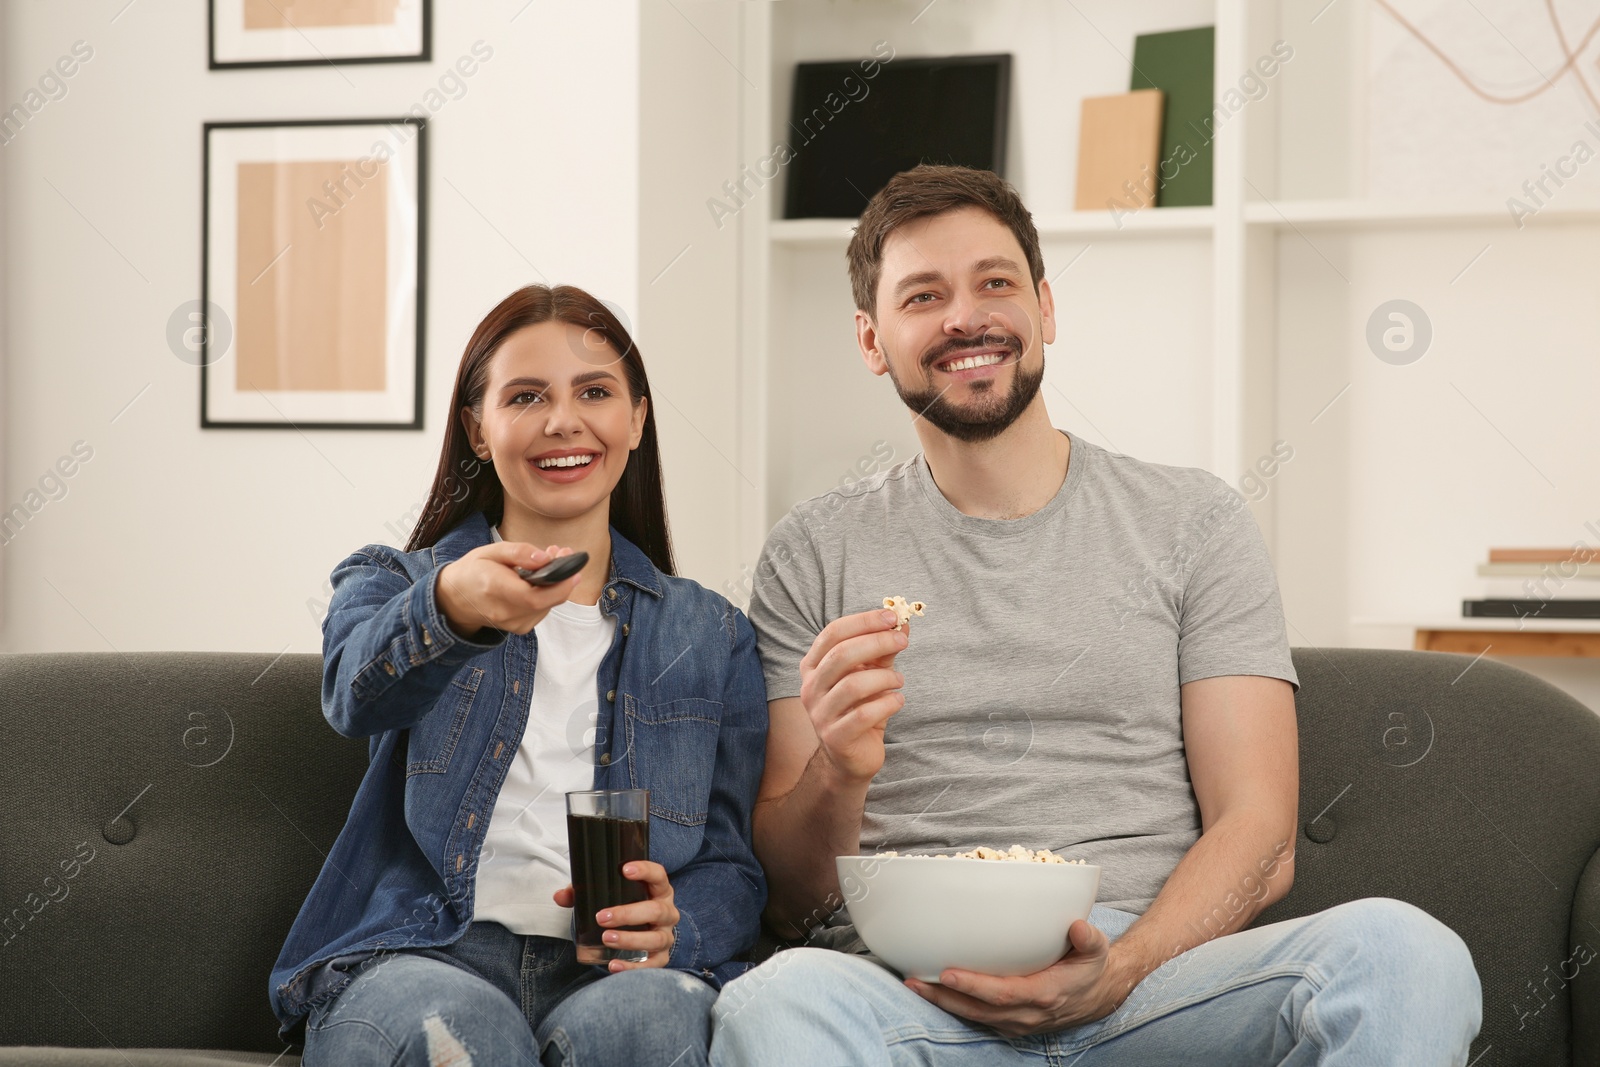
top-left (885, 335), bottom-right (1044, 443)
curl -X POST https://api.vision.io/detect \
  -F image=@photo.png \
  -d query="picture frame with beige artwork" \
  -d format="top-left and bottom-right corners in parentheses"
top-left (209, 0), bottom-right (431, 69)
top-left (200, 118), bottom-right (426, 429)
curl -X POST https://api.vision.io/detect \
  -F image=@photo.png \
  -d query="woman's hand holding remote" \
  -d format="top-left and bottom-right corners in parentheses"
top-left (435, 541), bottom-right (583, 639)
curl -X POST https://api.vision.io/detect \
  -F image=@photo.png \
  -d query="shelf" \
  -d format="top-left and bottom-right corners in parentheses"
top-left (1413, 627), bottom-right (1600, 659)
top-left (1244, 198), bottom-right (1600, 230)
top-left (770, 200), bottom-right (1600, 241)
top-left (1034, 206), bottom-right (1213, 238)
top-left (1352, 617), bottom-right (1600, 659)
top-left (767, 218), bottom-right (860, 244)
top-left (1356, 617), bottom-right (1600, 633)
top-left (768, 206), bottom-right (1214, 245)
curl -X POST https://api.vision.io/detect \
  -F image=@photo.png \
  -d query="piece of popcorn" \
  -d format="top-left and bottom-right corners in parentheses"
top-left (882, 595), bottom-right (926, 631)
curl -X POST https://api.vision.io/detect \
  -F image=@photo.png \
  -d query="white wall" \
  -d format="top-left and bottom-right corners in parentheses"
top-left (0, 0), bottom-right (662, 654)
top-left (636, 0), bottom-right (746, 597)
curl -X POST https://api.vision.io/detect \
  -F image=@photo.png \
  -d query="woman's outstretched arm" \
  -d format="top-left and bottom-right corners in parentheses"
top-left (320, 547), bottom-right (506, 738)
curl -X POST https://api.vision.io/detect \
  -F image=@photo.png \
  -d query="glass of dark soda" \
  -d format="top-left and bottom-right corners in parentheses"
top-left (565, 788), bottom-right (651, 965)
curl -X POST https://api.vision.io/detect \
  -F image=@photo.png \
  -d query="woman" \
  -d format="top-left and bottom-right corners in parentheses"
top-left (268, 285), bottom-right (769, 1066)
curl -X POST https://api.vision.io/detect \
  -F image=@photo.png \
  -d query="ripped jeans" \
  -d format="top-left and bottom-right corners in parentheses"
top-left (301, 920), bottom-right (716, 1067)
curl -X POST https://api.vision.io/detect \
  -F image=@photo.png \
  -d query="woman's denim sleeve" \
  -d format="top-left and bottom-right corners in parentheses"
top-left (666, 602), bottom-right (770, 971)
top-left (320, 547), bottom-right (506, 739)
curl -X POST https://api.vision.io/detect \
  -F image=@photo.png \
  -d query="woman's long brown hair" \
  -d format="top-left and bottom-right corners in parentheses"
top-left (404, 284), bottom-right (675, 576)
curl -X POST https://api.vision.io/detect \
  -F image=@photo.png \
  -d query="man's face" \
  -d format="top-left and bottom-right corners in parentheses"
top-left (857, 206), bottom-right (1056, 442)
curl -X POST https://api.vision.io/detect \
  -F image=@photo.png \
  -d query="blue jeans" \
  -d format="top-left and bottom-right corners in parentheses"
top-left (301, 920), bottom-right (717, 1066)
top-left (711, 897), bottom-right (1482, 1066)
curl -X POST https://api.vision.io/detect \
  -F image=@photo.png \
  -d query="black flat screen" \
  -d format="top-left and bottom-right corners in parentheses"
top-left (783, 53), bottom-right (1012, 219)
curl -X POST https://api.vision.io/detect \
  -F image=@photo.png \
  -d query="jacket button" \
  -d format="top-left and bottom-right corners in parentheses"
top-left (607, 588), bottom-right (618, 600)
top-left (467, 813), bottom-right (476, 829)
top-left (606, 689), bottom-right (615, 701)
top-left (456, 854), bottom-right (464, 872)
top-left (621, 623), bottom-right (630, 636)
top-left (384, 662), bottom-right (396, 676)
top-left (494, 742), bottom-right (505, 759)
top-left (422, 627), bottom-right (432, 646)
top-left (599, 753), bottom-right (611, 766)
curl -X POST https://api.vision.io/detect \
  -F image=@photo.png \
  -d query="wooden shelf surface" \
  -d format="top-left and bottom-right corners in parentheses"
top-left (1413, 626), bottom-right (1600, 659)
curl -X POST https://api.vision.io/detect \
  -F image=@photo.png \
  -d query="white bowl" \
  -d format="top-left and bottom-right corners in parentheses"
top-left (834, 854), bottom-right (1101, 982)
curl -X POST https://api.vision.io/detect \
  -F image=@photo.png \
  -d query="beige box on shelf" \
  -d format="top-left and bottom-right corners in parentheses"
top-left (1074, 89), bottom-right (1164, 212)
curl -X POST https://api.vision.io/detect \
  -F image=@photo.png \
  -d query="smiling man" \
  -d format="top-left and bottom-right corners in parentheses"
top-left (710, 165), bottom-right (1481, 1066)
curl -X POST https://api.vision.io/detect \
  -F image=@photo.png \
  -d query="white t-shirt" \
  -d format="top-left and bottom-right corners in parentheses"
top-left (471, 528), bottom-right (615, 938)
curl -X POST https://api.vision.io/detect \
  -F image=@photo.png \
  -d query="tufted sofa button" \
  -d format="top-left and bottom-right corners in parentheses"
top-left (104, 815), bottom-right (135, 845)
top-left (1305, 818), bottom-right (1336, 844)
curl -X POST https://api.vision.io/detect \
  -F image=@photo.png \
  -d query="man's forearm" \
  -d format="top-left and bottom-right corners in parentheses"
top-left (1101, 813), bottom-right (1296, 1004)
top-left (754, 747), bottom-right (872, 939)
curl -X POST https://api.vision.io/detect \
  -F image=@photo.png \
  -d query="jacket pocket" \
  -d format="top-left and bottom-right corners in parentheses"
top-left (623, 696), bottom-right (722, 827)
top-left (406, 666), bottom-right (484, 776)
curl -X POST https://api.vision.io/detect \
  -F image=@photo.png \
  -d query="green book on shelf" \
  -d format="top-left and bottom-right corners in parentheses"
top-left (1130, 26), bottom-right (1214, 207)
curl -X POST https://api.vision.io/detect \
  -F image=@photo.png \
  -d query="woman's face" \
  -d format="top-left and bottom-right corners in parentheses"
top-left (463, 320), bottom-right (646, 525)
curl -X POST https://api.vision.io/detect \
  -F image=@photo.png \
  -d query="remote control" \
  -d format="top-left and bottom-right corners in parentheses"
top-left (517, 550), bottom-right (590, 587)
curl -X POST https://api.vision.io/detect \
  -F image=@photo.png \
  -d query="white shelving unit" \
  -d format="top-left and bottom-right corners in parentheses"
top-left (769, 205), bottom-right (1218, 244)
top-left (732, 0), bottom-right (1600, 697)
top-left (1243, 198), bottom-right (1600, 228)
top-left (735, 0), bottom-right (1237, 557)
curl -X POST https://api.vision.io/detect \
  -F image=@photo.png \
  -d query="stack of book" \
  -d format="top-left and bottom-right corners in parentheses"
top-left (1464, 547), bottom-right (1600, 620)
top-left (1072, 25), bottom-right (1215, 213)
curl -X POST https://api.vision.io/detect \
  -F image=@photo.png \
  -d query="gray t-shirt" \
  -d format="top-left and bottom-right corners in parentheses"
top-left (747, 431), bottom-right (1298, 917)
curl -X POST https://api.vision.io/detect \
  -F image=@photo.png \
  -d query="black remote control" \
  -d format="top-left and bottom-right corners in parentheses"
top-left (517, 550), bottom-right (590, 587)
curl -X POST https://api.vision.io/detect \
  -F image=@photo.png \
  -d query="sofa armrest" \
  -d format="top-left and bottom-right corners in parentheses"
top-left (1571, 846), bottom-right (1600, 1066)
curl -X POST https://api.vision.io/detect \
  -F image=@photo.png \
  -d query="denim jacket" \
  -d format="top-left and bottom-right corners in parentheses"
top-left (267, 512), bottom-right (768, 1040)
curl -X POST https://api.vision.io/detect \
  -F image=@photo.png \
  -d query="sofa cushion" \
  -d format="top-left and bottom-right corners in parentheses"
top-left (0, 653), bottom-right (359, 1054)
top-left (1258, 648), bottom-right (1600, 1066)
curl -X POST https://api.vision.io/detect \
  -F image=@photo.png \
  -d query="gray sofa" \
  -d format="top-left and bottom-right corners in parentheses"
top-left (2, 648), bottom-right (1598, 1065)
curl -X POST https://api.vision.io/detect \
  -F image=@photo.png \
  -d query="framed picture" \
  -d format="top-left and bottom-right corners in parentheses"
top-left (201, 118), bottom-right (427, 430)
top-left (209, 0), bottom-right (431, 69)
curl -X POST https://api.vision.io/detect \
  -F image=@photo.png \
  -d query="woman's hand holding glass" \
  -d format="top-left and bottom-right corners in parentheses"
top-left (553, 861), bottom-right (679, 972)
top-left (435, 541), bottom-right (582, 639)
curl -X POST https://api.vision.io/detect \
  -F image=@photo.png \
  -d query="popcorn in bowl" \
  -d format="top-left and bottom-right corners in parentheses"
top-left (878, 845), bottom-right (1085, 865)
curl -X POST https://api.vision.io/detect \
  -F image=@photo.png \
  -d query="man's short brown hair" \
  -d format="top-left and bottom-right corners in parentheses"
top-left (845, 164), bottom-right (1045, 316)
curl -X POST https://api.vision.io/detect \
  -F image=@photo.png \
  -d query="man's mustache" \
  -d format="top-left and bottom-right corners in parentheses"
top-left (921, 331), bottom-right (1024, 370)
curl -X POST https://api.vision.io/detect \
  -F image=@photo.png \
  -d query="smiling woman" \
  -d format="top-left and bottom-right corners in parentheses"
top-left (269, 283), bottom-right (770, 1065)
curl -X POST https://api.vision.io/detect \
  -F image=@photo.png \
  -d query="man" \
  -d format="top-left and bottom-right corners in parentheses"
top-left (710, 165), bottom-right (1481, 1065)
